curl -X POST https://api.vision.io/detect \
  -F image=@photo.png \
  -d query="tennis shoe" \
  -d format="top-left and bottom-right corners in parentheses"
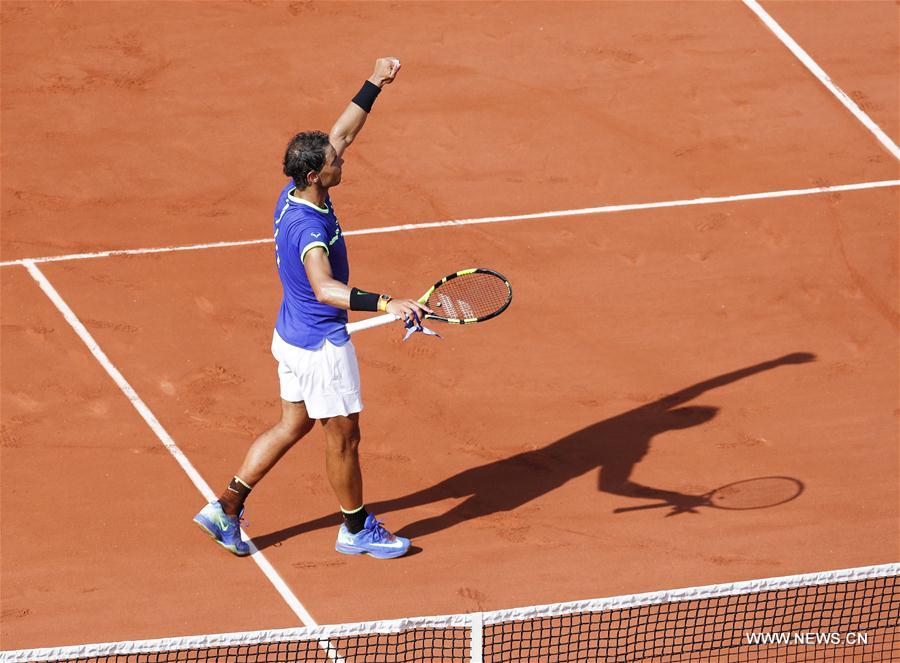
top-left (335, 514), bottom-right (410, 559)
top-left (194, 501), bottom-right (250, 557)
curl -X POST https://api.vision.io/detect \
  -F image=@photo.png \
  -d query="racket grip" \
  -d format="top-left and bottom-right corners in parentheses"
top-left (346, 312), bottom-right (401, 335)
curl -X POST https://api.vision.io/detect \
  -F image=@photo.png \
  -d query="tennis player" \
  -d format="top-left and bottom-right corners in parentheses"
top-left (194, 57), bottom-right (429, 559)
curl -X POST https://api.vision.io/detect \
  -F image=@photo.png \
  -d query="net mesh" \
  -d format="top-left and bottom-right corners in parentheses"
top-left (3, 564), bottom-right (896, 663)
top-left (51, 629), bottom-right (470, 663)
top-left (484, 572), bottom-right (898, 661)
top-left (427, 272), bottom-right (511, 321)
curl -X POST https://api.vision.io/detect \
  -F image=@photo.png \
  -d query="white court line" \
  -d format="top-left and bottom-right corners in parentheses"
top-left (21, 260), bottom-right (323, 632)
top-left (743, 0), bottom-right (900, 160)
top-left (2, 179), bottom-right (898, 268)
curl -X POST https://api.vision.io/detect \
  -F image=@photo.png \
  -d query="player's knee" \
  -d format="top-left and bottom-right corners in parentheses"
top-left (330, 430), bottom-right (361, 456)
top-left (278, 418), bottom-right (311, 443)
top-left (344, 431), bottom-right (362, 454)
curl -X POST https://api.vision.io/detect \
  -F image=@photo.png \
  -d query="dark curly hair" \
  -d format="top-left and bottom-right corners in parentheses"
top-left (283, 131), bottom-right (330, 190)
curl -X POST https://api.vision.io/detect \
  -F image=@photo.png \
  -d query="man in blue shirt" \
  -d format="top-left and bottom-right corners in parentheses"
top-left (195, 57), bottom-right (429, 559)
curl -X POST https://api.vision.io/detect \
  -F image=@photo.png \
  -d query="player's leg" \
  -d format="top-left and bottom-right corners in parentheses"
top-left (217, 333), bottom-right (318, 514)
top-left (225, 399), bottom-right (315, 506)
top-left (322, 413), bottom-right (363, 512)
top-left (194, 331), bottom-right (317, 556)
top-left (323, 413), bottom-right (410, 559)
top-left (194, 400), bottom-right (314, 557)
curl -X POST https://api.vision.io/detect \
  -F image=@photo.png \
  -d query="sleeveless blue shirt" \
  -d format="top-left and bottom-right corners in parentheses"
top-left (273, 183), bottom-right (350, 350)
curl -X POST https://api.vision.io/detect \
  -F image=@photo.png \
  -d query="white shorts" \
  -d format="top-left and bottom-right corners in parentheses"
top-left (271, 330), bottom-right (363, 419)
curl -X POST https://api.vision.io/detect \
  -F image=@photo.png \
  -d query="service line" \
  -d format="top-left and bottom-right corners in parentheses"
top-left (2, 179), bottom-right (898, 268)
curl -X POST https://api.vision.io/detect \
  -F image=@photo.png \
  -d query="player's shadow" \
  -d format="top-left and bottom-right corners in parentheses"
top-left (252, 352), bottom-right (815, 549)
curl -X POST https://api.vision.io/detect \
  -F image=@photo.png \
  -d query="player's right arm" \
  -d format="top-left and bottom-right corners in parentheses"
top-left (329, 57), bottom-right (401, 158)
top-left (303, 247), bottom-right (429, 319)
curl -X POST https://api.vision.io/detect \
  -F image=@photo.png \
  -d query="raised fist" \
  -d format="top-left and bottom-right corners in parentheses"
top-left (370, 57), bottom-right (401, 87)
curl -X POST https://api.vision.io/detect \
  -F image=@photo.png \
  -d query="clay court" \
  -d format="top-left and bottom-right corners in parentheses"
top-left (1, 0), bottom-right (898, 658)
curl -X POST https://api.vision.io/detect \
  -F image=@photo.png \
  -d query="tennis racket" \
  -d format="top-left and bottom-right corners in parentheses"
top-left (346, 268), bottom-right (513, 334)
top-left (612, 476), bottom-right (804, 515)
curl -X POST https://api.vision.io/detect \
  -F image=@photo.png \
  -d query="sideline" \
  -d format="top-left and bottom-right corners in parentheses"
top-left (21, 260), bottom-right (324, 633)
top-left (742, 0), bottom-right (900, 160)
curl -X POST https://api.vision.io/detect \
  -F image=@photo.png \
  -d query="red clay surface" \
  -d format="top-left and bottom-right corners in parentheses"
top-left (2, 0), bottom-right (898, 652)
top-left (0, 268), bottom-right (298, 649)
top-left (763, 0), bottom-right (899, 146)
top-left (1, 1), bottom-right (898, 261)
top-left (24, 186), bottom-right (898, 632)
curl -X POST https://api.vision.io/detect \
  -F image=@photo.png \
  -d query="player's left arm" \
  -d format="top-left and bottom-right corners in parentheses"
top-left (329, 57), bottom-right (401, 157)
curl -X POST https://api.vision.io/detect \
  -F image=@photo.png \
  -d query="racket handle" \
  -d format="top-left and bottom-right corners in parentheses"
top-left (346, 313), bottom-right (401, 335)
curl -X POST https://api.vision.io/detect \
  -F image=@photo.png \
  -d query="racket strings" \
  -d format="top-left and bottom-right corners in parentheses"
top-left (427, 272), bottom-right (510, 320)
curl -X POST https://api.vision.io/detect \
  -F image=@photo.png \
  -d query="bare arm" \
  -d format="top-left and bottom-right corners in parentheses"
top-left (329, 57), bottom-right (401, 157)
top-left (303, 247), bottom-right (430, 319)
top-left (304, 247), bottom-right (351, 308)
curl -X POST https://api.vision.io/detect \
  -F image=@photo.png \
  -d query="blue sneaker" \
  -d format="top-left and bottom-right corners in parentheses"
top-left (335, 514), bottom-right (410, 559)
top-left (194, 501), bottom-right (250, 557)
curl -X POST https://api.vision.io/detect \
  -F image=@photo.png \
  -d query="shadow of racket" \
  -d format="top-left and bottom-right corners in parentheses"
top-left (613, 476), bottom-right (804, 516)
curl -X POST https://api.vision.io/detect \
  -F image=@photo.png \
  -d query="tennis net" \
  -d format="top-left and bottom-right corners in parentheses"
top-left (2, 563), bottom-right (896, 662)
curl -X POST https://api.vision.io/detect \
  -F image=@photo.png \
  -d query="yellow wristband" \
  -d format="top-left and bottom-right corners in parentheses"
top-left (377, 294), bottom-right (392, 312)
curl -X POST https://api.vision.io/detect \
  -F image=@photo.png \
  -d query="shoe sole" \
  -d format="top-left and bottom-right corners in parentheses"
top-left (335, 542), bottom-right (410, 559)
top-left (194, 515), bottom-right (251, 557)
